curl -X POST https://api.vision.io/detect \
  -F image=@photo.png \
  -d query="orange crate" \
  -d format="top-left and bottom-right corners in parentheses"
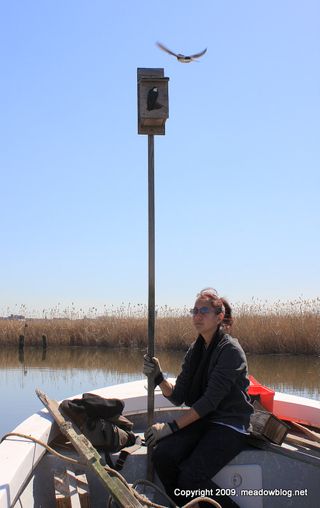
top-left (248, 375), bottom-right (275, 412)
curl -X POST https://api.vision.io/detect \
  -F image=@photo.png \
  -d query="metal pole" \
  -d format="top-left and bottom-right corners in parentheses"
top-left (147, 134), bottom-right (155, 480)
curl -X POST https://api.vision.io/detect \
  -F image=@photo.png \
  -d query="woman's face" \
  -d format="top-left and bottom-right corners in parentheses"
top-left (192, 298), bottom-right (223, 338)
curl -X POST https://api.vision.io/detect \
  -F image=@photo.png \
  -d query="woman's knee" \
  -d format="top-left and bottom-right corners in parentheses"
top-left (178, 465), bottom-right (207, 490)
top-left (152, 440), bottom-right (177, 468)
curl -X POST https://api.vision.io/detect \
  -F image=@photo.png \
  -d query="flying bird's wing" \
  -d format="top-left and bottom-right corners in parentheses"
top-left (156, 42), bottom-right (178, 57)
top-left (189, 48), bottom-right (207, 59)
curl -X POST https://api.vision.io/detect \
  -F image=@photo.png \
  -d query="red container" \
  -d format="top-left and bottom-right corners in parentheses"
top-left (248, 375), bottom-right (275, 412)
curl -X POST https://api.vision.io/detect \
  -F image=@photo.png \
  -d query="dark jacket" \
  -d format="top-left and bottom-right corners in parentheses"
top-left (167, 332), bottom-right (253, 429)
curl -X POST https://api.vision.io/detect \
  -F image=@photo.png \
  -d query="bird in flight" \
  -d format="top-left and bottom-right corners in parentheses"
top-left (156, 41), bottom-right (207, 63)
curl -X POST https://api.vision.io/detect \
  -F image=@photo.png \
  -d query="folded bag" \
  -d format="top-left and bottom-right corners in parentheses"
top-left (59, 392), bottom-right (136, 453)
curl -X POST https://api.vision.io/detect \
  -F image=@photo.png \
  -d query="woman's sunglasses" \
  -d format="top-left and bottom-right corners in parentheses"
top-left (189, 306), bottom-right (215, 316)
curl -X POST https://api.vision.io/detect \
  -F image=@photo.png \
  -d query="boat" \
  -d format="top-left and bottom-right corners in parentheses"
top-left (0, 378), bottom-right (319, 508)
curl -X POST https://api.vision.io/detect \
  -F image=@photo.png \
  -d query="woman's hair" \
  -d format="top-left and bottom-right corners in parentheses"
top-left (197, 287), bottom-right (233, 329)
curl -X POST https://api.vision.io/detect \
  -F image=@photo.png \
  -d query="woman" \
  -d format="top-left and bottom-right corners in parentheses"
top-left (143, 288), bottom-right (253, 508)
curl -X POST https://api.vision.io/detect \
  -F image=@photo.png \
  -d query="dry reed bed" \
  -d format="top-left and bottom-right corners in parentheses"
top-left (0, 299), bottom-right (319, 354)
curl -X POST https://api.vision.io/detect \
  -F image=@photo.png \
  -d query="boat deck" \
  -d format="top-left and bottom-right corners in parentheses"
top-left (11, 409), bottom-right (320, 508)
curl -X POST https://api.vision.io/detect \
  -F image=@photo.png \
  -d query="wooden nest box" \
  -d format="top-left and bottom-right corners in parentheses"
top-left (137, 68), bottom-right (169, 135)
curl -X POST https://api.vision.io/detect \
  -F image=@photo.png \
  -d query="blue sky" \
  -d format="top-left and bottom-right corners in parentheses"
top-left (1, 1), bottom-right (319, 316)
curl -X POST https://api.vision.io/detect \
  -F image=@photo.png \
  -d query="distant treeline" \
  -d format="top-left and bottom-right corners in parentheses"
top-left (0, 314), bottom-right (25, 320)
top-left (0, 299), bottom-right (319, 354)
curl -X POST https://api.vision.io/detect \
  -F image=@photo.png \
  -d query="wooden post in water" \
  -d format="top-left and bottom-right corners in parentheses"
top-left (42, 334), bottom-right (47, 361)
top-left (42, 334), bottom-right (47, 350)
top-left (18, 334), bottom-right (25, 351)
top-left (18, 334), bottom-right (25, 364)
top-left (137, 68), bottom-right (169, 480)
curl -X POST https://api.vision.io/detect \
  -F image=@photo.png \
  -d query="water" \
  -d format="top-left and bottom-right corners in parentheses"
top-left (0, 347), bottom-right (319, 437)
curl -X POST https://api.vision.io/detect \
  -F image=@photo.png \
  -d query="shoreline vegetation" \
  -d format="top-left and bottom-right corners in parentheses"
top-left (0, 299), bottom-right (319, 355)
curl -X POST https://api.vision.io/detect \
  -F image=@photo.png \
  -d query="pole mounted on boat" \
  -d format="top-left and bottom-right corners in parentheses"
top-left (137, 68), bottom-right (169, 479)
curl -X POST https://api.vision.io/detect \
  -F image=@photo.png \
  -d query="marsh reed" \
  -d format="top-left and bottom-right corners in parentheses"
top-left (0, 298), bottom-right (319, 354)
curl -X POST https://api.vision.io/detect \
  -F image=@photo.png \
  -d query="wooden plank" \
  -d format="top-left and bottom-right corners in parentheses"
top-left (285, 433), bottom-right (320, 451)
top-left (54, 470), bottom-right (87, 508)
top-left (291, 421), bottom-right (320, 443)
top-left (54, 470), bottom-right (71, 508)
top-left (67, 470), bottom-right (82, 508)
top-left (36, 389), bottom-right (143, 508)
top-left (76, 473), bottom-right (91, 508)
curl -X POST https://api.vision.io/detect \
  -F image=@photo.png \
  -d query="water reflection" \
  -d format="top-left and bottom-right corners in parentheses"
top-left (1, 347), bottom-right (320, 395)
top-left (247, 354), bottom-right (320, 400)
top-left (0, 347), bottom-right (319, 436)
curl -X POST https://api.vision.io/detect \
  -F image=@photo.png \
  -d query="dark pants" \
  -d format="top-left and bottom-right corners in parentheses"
top-left (152, 420), bottom-right (247, 508)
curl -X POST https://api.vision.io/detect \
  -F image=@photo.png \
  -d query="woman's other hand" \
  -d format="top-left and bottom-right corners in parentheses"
top-left (144, 422), bottom-right (173, 447)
